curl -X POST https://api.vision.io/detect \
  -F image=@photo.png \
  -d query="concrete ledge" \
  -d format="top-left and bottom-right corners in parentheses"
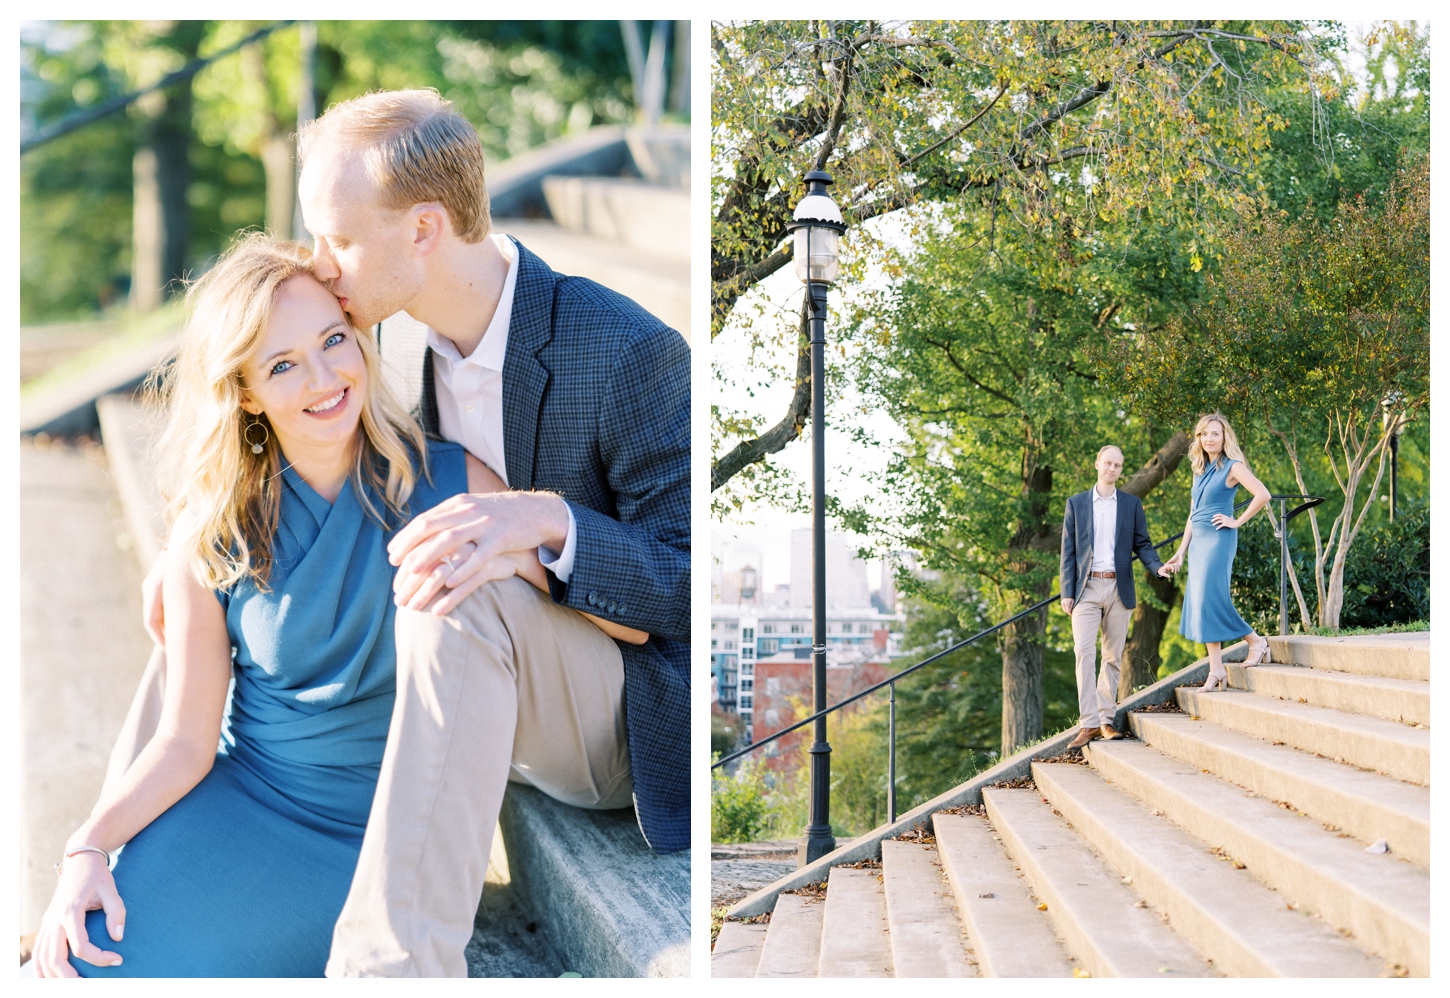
top-left (497, 784), bottom-right (689, 977)
top-left (725, 645), bottom-right (1229, 918)
top-left (21, 330), bottom-right (177, 437)
top-left (1267, 634), bottom-right (1429, 681)
top-left (542, 176), bottom-right (689, 261)
top-left (487, 126), bottom-right (631, 218)
top-left (95, 394), bottom-right (168, 568)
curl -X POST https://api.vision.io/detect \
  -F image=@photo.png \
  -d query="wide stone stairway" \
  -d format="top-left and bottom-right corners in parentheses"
top-left (713, 634), bottom-right (1429, 978)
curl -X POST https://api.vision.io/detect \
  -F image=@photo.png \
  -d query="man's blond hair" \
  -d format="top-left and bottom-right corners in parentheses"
top-left (299, 89), bottom-right (490, 243)
top-left (1096, 444), bottom-right (1123, 462)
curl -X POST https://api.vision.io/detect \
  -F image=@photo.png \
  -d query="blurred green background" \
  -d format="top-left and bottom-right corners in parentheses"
top-left (20, 19), bottom-right (689, 330)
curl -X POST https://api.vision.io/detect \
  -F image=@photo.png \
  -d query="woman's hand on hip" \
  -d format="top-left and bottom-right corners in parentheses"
top-left (1210, 513), bottom-right (1237, 530)
top-left (33, 853), bottom-right (126, 976)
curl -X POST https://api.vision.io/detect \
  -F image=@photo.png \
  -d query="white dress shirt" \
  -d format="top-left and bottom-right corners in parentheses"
top-left (1091, 486), bottom-right (1118, 573)
top-left (426, 234), bottom-right (578, 581)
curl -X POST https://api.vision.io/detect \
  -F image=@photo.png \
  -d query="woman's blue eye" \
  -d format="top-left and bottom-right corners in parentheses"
top-left (270, 360), bottom-right (294, 376)
top-left (324, 332), bottom-right (346, 348)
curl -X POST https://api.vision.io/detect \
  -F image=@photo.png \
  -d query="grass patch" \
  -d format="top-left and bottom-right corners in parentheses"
top-left (711, 906), bottom-right (729, 948)
top-left (20, 302), bottom-right (184, 399)
top-left (1300, 620), bottom-right (1428, 637)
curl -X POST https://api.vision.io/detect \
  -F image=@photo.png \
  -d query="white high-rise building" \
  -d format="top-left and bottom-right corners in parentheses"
top-left (789, 529), bottom-right (872, 610)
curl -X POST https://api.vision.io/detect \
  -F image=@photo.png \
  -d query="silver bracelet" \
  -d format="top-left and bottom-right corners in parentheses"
top-left (54, 845), bottom-right (110, 876)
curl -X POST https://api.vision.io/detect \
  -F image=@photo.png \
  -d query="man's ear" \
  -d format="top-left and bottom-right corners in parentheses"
top-left (412, 203), bottom-right (448, 257)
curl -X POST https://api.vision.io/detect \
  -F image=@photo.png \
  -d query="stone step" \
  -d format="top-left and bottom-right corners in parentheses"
top-left (1226, 663), bottom-right (1428, 727)
top-left (1266, 634), bottom-right (1428, 681)
top-left (983, 787), bottom-right (1216, 978)
top-left (1130, 712), bottom-right (1430, 868)
top-left (496, 784), bottom-right (689, 977)
top-left (879, 841), bottom-right (975, 977)
top-left (1176, 687), bottom-right (1429, 785)
top-left (754, 893), bottom-right (824, 978)
top-left (932, 812), bottom-right (1075, 978)
top-left (1034, 761), bottom-right (1385, 977)
top-left (542, 176), bottom-right (689, 261)
top-left (711, 920), bottom-right (768, 978)
top-left (496, 220), bottom-right (689, 342)
top-left (818, 867), bottom-right (893, 977)
top-left (1085, 739), bottom-right (1429, 976)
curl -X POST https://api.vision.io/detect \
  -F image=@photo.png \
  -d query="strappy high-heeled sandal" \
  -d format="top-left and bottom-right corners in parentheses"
top-left (1242, 636), bottom-right (1272, 667)
top-left (1199, 665), bottom-right (1229, 692)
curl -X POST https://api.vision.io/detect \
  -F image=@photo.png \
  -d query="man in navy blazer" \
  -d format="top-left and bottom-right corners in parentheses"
top-left (1059, 445), bottom-right (1165, 751)
top-left (295, 91), bottom-right (688, 976)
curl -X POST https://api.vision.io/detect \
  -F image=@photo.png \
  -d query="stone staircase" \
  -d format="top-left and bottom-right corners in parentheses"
top-left (714, 634), bottom-right (1429, 978)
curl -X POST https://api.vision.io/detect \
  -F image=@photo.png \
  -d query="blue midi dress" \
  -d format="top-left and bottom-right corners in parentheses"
top-left (1179, 457), bottom-right (1253, 644)
top-left (74, 440), bottom-right (465, 977)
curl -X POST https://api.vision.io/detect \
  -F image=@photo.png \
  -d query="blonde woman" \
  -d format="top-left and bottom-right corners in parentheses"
top-left (1160, 413), bottom-right (1273, 691)
top-left (30, 236), bottom-right (642, 977)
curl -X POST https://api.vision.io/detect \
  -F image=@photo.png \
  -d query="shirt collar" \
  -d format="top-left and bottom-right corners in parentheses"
top-left (1093, 486), bottom-right (1118, 502)
top-left (425, 233), bottom-right (517, 373)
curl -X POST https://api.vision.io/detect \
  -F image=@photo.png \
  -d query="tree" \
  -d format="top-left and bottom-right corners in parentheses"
top-left (1113, 155), bottom-right (1429, 630)
top-left (841, 205), bottom-right (1206, 754)
top-left (711, 19), bottom-right (1327, 504)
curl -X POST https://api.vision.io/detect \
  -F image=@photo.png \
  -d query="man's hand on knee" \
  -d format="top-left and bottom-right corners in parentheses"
top-left (389, 492), bottom-right (569, 614)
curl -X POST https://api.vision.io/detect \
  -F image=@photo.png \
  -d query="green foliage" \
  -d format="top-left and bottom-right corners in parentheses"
top-left (712, 712), bottom-right (741, 757)
top-left (710, 757), bottom-right (776, 844)
top-left (1340, 496), bottom-right (1429, 628)
top-left (21, 20), bottom-right (637, 323)
top-left (712, 19), bottom-right (1334, 513)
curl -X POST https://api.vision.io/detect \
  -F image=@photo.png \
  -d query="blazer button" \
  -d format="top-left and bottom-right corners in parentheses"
top-left (588, 591), bottom-right (599, 606)
top-left (607, 601), bottom-right (617, 613)
top-left (616, 603), bottom-right (626, 615)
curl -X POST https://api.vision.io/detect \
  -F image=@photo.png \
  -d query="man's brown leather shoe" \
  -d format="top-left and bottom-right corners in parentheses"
top-left (1067, 727), bottom-right (1100, 750)
top-left (1099, 723), bottom-right (1124, 741)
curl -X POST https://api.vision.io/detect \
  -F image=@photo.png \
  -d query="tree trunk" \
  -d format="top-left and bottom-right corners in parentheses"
top-left (1120, 568), bottom-right (1177, 698)
top-left (153, 90), bottom-right (192, 294)
top-left (1000, 451), bottom-right (1054, 758)
top-left (130, 146), bottom-right (164, 312)
top-left (1000, 606), bottom-right (1046, 756)
top-left (1114, 428), bottom-right (1191, 697)
top-left (262, 136), bottom-right (295, 238)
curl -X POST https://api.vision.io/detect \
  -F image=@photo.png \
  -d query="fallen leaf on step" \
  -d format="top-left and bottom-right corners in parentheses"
top-left (1158, 967), bottom-right (1173, 974)
top-left (1233, 861), bottom-right (1245, 869)
top-left (1365, 839), bottom-right (1389, 854)
top-left (978, 892), bottom-right (994, 898)
top-left (1134, 900), bottom-right (1148, 908)
top-left (1121, 876), bottom-right (1133, 884)
top-left (1037, 903), bottom-right (1048, 911)
top-left (1150, 809), bottom-right (1164, 817)
top-left (1073, 968), bottom-right (1091, 978)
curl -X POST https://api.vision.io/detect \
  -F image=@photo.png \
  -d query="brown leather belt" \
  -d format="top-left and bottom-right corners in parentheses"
top-left (1090, 571), bottom-right (1117, 578)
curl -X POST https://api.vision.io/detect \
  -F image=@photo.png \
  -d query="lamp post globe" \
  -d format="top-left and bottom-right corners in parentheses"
top-left (786, 168), bottom-right (848, 868)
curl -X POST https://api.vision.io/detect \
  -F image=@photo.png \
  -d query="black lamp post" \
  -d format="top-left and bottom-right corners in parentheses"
top-left (786, 169), bottom-right (847, 868)
top-left (1383, 397), bottom-right (1406, 522)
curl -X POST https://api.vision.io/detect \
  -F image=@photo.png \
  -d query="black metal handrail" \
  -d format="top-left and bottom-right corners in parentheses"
top-left (713, 491), bottom-right (1324, 823)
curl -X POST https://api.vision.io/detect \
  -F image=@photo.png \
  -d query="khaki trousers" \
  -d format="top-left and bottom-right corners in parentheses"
top-left (1070, 576), bottom-right (1132, 729)
top-left (104, 576), bottom-right (630, 979)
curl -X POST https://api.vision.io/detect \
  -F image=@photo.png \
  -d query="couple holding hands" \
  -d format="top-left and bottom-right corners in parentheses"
top-left (1062, 414), bottom-right (1273, 752)
top-left (31, 89), bottom-right (689, 977)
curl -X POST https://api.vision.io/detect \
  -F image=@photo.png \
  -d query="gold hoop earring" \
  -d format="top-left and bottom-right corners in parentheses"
top-left (244, 420), bottom-right (270, 455)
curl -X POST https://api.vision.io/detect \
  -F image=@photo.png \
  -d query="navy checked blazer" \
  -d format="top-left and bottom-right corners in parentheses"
top-left (380, 239), bottom-right (690, 853)
top-left (1059, 489), bottom-right (1164, 611)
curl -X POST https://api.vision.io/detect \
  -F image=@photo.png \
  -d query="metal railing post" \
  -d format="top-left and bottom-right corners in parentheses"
top-left (887, 681), bottom-right (897, 825)
top-left (1279, 498), bottom-right (1289, 637)
top-left (800, 275), bottom-right (835, 867)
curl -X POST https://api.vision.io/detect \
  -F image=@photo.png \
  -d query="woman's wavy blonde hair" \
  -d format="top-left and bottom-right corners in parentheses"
top-left (148, 233), bottom-right (427, 591)
top-left (1187, 411), bottom-right (1248, 477)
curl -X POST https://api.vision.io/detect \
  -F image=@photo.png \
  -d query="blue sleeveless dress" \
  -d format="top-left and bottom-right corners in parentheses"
top-left (1179, 457), bottom-right (1253, 644)
top-left (75, 440), bottom-right (466, 977)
